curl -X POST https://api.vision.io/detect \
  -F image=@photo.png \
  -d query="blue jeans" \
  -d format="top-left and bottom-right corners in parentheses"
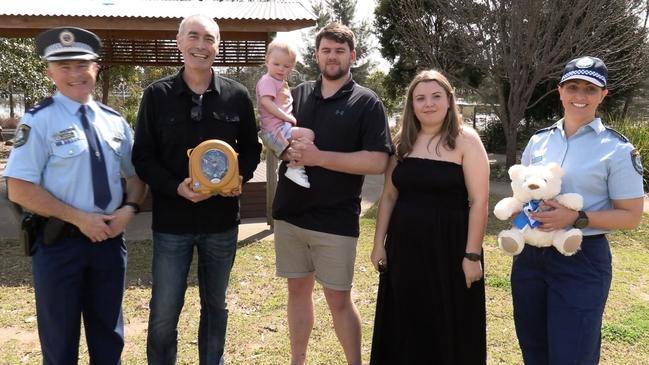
top-left (146, 227), bottom-right (238, 365)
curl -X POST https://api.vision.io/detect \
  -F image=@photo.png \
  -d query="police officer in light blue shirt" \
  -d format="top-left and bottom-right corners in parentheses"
top-left (9, 93), bottom-right (137, 213)
top-left (4, 26), bottom-right (145, 364)
top-left (511, 56), bottom-right (645, 365)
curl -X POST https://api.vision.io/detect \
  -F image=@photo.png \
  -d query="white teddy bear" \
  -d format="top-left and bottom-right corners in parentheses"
top-left (493, 162), bottom-right (584, 256)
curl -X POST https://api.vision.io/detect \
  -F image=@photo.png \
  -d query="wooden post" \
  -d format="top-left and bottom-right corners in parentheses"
top-left (265, 150), bottom-right (278, 228)
top-left (101, 65), bottom-right (110, 104)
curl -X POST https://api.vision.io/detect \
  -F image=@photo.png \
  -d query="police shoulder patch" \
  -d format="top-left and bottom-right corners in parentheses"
top-left (13, 124), bottom-right (31, 147)
top-left (97, 102), bottom-right (122, 117)
top-left (604, 126), bottom-right (629, 143)
top-left (25, 97), bottom-right (54, 116)
top-left (631, 149), bottom-right (644, 176)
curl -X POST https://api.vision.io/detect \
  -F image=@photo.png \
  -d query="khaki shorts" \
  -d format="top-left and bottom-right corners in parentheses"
top-left (274, 219), bottom-right (358, 291)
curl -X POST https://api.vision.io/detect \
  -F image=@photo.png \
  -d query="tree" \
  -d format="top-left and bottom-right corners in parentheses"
top-left (376, 0), bottom-right (649, 166)
top-left (297, 0), bottom-right (375, 84)
top-left (364, 69), bottom-right (400, 118)
top-left (0, 38), bottom-right (51, 117)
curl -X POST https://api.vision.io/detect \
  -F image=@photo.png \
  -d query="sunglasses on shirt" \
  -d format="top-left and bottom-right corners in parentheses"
top-left (191, 94), bottom-right (203, 122)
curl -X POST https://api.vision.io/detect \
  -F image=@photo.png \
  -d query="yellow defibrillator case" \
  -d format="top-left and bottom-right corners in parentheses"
top-left (187, 139), bottom-right (240, 195)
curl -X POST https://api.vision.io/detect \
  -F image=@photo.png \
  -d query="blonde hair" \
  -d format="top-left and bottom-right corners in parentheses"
top-left (394, 69), bottom-right (462, 160)
top-left (266, 40), bottom-right (297, 64)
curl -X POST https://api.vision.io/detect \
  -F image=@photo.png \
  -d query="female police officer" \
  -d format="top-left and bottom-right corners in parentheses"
top-left (511, 56), bottom-right (644, 364)
top-left (4, 27), bottom-right (145, 364)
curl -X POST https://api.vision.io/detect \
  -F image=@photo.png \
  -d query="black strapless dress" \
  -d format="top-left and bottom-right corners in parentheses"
top-left (370, 158), bottom-right (486, 365)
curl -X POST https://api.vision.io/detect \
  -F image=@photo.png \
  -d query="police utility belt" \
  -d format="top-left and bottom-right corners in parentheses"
top-left (20, 213), bottom-right (85, 256)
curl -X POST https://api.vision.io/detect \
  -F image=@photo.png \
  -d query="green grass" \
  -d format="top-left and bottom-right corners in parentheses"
top-left (602, 303), bottom-right (649, 344)
top-left (1, 210), bottom-right (648, 364)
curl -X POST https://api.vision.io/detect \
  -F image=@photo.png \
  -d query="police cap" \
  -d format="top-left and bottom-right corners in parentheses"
top-left (35, 27), bottom-right (101, 62)
top-left (560, 56), bottom-right (608, 88)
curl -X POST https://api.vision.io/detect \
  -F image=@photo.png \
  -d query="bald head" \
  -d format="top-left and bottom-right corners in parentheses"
top-left (178, 14), bottom-right (220, 44)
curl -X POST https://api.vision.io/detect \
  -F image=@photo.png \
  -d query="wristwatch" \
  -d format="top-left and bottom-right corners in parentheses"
top-left (122, 202), bottom-right (141, 214)
top-left (464, 252), bottom-right (482, 262)
top-left (573, 210), bottom-right (589, 229)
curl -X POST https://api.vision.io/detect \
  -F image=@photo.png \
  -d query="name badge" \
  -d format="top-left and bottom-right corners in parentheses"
top-left (54, 128), bottom-right (80, 146)
top-left (531, 155), bottom-right (543, 165)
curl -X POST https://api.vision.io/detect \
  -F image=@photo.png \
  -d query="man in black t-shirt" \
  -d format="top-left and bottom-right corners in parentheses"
top-left (272, 22), bottom-right (392, 365)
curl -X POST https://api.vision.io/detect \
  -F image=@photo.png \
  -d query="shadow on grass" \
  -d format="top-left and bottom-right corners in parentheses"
top-left (238, 228), bottom-right (273, 248)
top-left (0, 239), bottom-right (32, 287)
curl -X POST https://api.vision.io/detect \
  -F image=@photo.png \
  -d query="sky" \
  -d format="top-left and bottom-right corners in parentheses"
top-left (274, 0), bottom-right (390, 72)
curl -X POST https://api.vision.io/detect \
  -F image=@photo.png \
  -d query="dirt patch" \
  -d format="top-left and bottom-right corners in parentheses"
top-left (0, 318), bottom-right (149, 353)
top-left (124, 317), bottom-right (148, 337)
top-left (0, 326), bottom-right (39, 346)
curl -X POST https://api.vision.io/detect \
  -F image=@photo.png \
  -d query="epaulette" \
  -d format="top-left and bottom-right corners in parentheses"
top-left (25, 97), bottom-right (53, 115)
top-left (533, 124), bottom-right (558, 135)
top-left (97, 102), bottom-right (122, 117)
top-left (604, 126), bottom-right (629, 143)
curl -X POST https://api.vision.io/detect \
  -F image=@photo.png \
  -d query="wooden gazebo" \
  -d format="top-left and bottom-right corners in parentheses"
top-left (0, 0), bottom-right (316, 221)
top-left (0, 0), bottom-right (316, 67)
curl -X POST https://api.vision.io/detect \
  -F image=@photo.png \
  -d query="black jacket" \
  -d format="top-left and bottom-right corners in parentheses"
top-left (133, 69), bottom-right (261, 233)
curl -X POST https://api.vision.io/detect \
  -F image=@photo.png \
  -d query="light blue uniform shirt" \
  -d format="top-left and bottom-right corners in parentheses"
top-left (521, 118), bottom-right (644, 236)
top-left (5, 92), bottom-right (136, 214)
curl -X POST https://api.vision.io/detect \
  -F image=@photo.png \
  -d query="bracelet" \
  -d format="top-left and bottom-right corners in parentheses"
top-left (122, 202), bottom-right (140, 214)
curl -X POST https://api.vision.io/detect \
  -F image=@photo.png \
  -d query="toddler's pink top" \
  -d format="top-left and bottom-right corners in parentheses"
top-left (256, 73), bottom-right (294, 133)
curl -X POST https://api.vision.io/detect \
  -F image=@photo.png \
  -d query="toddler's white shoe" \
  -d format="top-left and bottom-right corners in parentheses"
top-left (285, 167), bottom-right (310, 188)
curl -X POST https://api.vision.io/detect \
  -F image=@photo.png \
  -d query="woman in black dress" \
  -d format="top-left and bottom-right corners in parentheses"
top-left (370, 70), bottom-right (490, 364)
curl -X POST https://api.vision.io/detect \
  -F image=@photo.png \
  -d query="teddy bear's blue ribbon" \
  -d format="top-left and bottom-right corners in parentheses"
top-left (513, 200), bottom-right (542, 230)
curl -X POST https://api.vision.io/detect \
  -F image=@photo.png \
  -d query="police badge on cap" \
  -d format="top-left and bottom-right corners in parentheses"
top-left (559, 56), bottom-right (608, 88)
top-left (35, 27), bottom-right (101, 61)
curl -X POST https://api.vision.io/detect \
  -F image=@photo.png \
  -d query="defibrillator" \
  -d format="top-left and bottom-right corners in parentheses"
top-left (187, 139), bottom-right (241, 195)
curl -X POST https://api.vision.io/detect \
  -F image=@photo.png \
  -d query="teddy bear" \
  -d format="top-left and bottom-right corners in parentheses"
top-left (493, 162), bottom-right (584, 256)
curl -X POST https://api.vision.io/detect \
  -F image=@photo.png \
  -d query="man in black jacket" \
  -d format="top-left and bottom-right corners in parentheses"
top-left (132, 14), bottom-right (261, 365)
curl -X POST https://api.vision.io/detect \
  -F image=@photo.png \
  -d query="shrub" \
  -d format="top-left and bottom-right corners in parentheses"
top-left (0, 117), bottom-right (19, 128)
top-left (480, 121), bottom-right (533, 154)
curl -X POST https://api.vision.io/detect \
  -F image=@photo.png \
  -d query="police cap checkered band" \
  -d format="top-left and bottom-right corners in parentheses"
top-left (560, 56), bottom-right (608, 88)
top-left (36, 27), bottom-right (101, 61)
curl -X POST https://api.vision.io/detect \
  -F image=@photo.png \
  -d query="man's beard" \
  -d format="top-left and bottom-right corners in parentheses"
top-left (321, 63), bottom-right (349, 81)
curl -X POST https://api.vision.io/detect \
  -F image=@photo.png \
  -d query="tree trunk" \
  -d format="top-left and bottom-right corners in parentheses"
top-left (495, 79), bottom-right (520, 167)
top-left (620, 94), bottom-right (632, 120)
top-left (472, 106), bottom-right (477, 129)
top-left (504, 104), bottom-right (529, 167)
top-left (504, 119), bottom-right (518, 167)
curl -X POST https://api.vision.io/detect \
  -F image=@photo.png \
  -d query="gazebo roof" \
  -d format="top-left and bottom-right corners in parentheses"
top-left (0, 0), bottom-right (316, 66)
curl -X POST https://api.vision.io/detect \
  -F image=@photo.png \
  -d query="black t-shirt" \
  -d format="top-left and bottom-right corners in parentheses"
top-left (272, 76), bottom-right (393, 237)
top-left (132, 69), bottom-right (261, 233)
